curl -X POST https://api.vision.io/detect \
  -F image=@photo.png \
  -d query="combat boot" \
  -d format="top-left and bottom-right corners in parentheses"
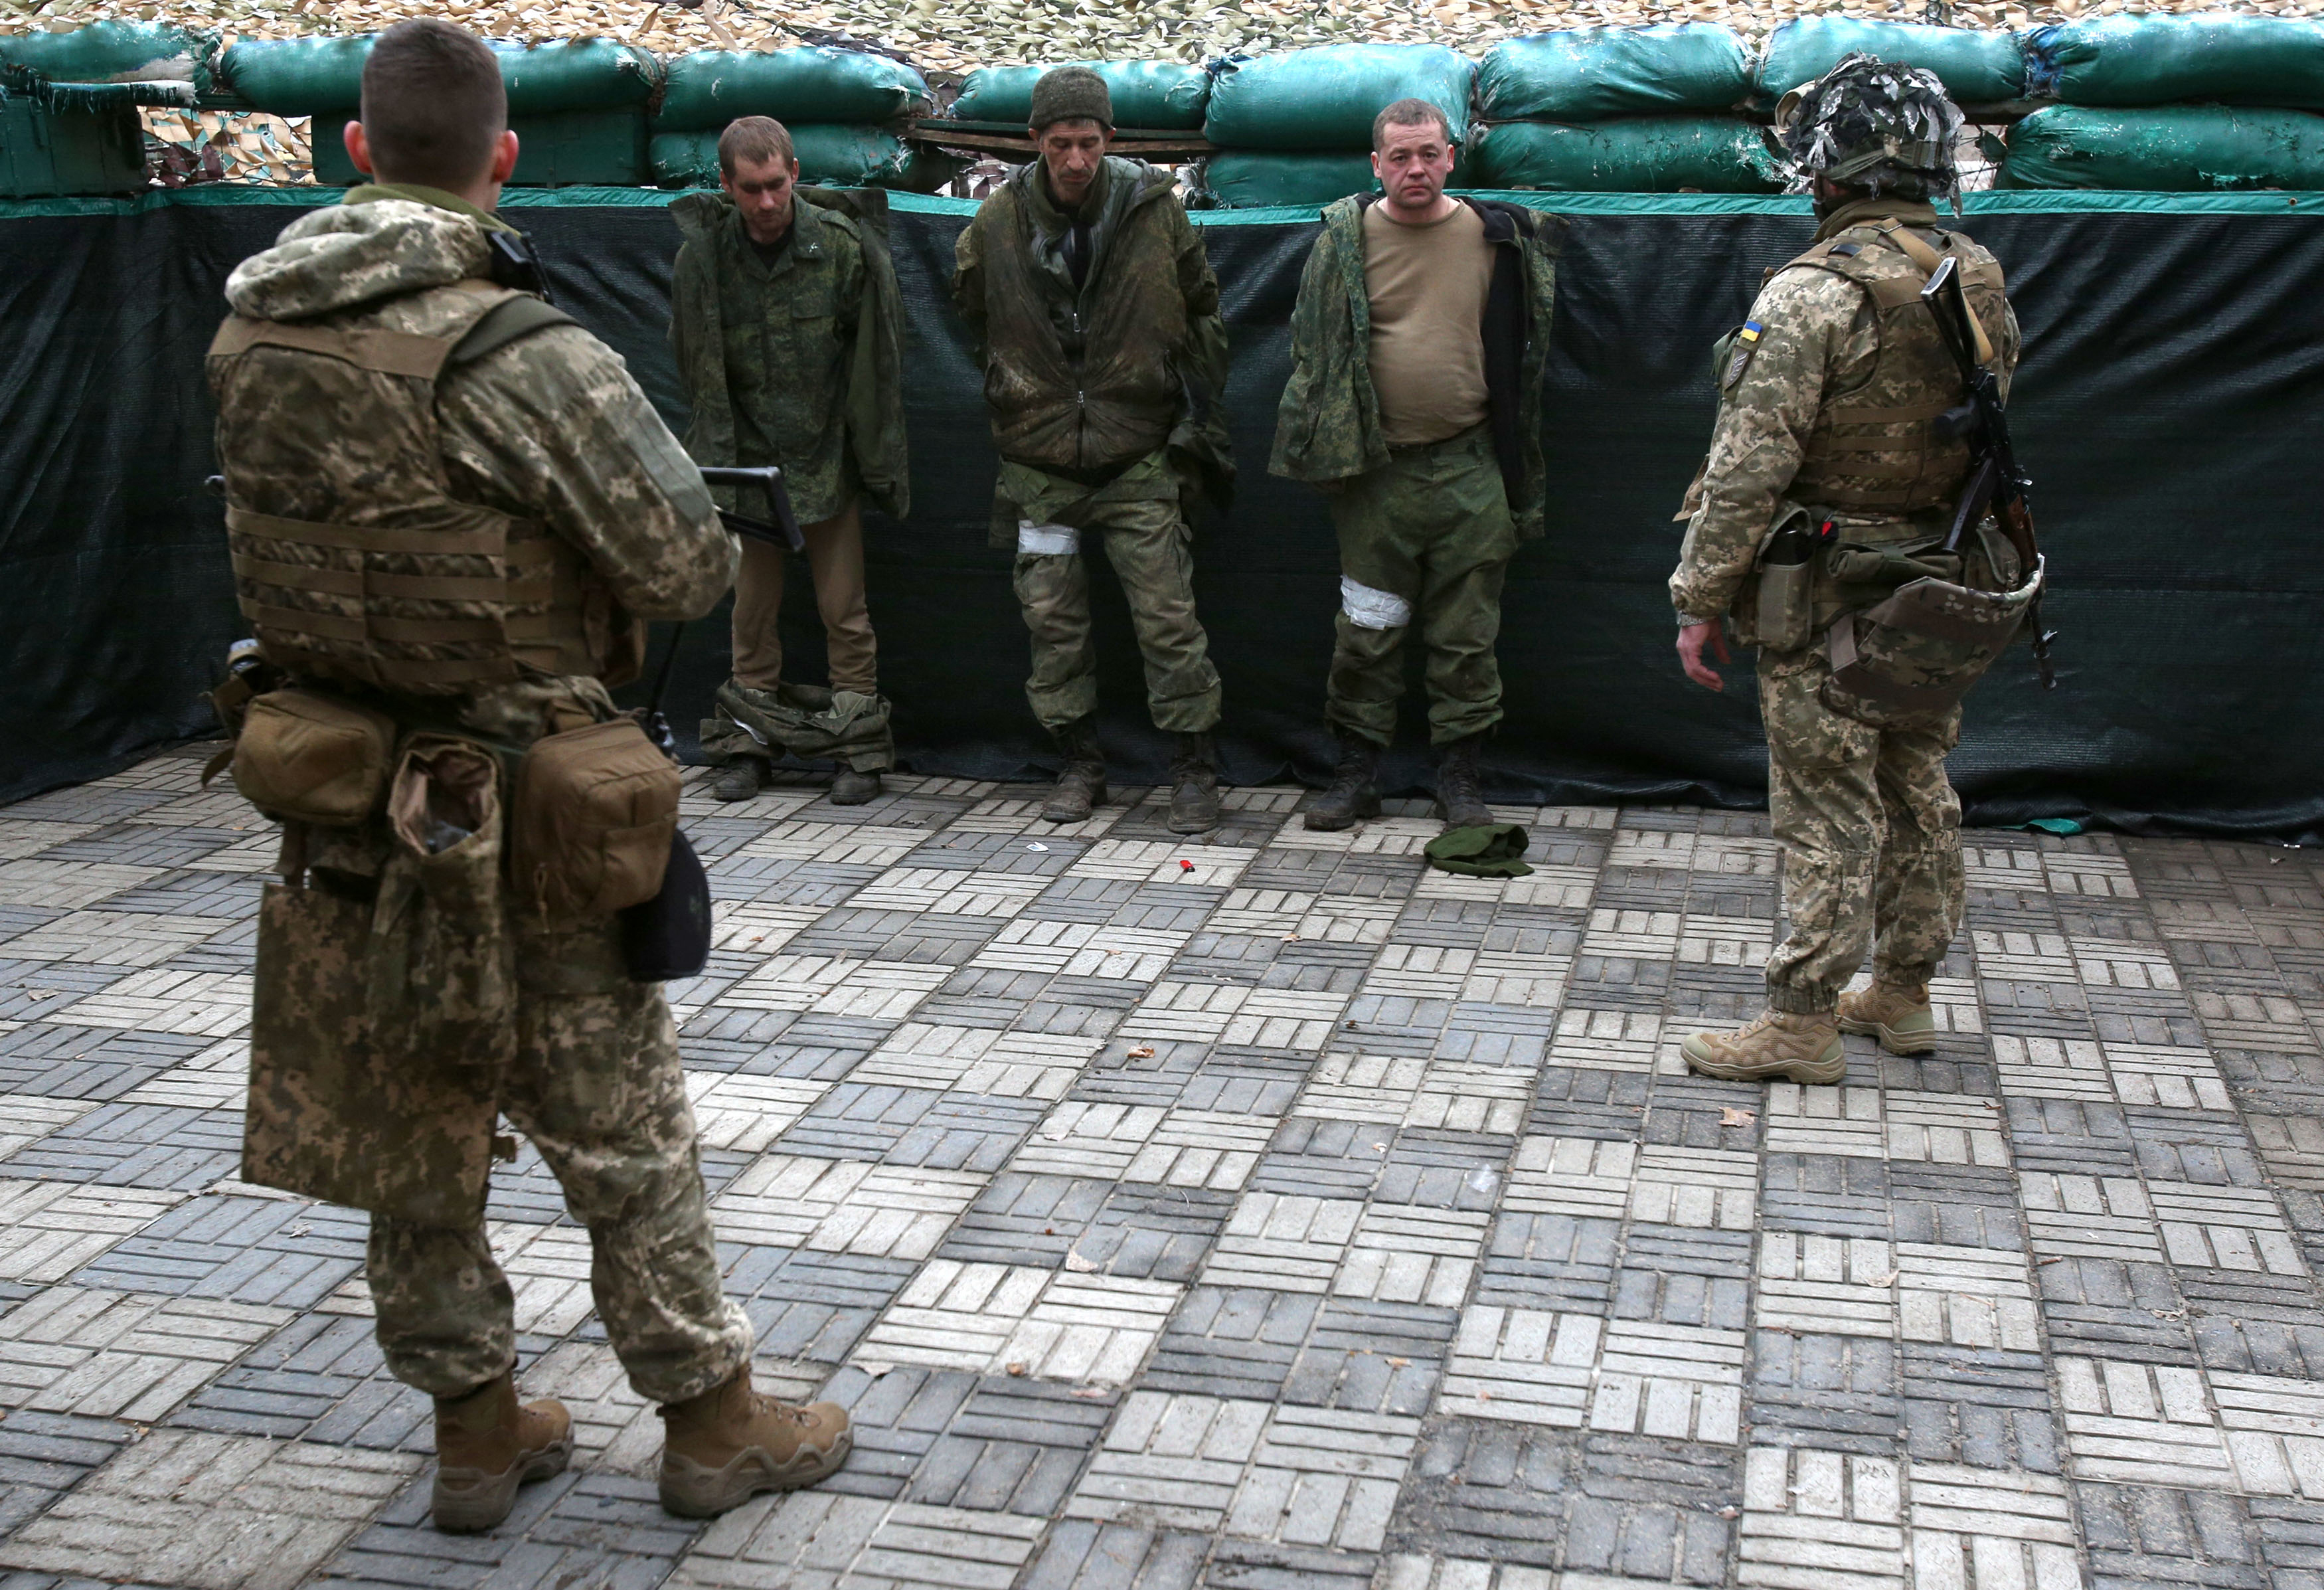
top-left (658, 1367), bottom-right (853, 1518)
top-left (430, 1371), bottom-right (573, 1534)
top-left (1042, 717), bottom-right (1107, 823)
top-left (1838, 976), bottom-right (1938, 1056)
top-left (1305, 733), bottom-right (1382, 832)
top-left (1168, 733), bottom-right (1222, 834)
top-left (710, 759), bottom-right (766, 802)
top-left (1681, 1010), bottom-right (1846, 1085)
top-left (1433, 735), bottom-right (1493, 829)
top-left (830, 768), bottom-right (882, 806)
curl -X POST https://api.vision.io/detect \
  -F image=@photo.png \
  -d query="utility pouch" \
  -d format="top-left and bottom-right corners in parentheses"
top-left (509, 715), bottom-right (681, 922)
top-left (1753, 505), bottom-right (1821, 654)
top-left (1821, 557), bottom-right (2046, 731)
top-left (231, 689), bottom-right (396, 826)
top-left (620, 828), bottom-right (712, 983)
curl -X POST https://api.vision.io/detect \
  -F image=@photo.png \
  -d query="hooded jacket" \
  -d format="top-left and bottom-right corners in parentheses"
top-left (1270, 194), bottom-right (1562, 539)
top-left (668, 188), bottom-right (910, 523)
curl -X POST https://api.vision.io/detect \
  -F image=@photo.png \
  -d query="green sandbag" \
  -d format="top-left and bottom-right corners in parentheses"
top-left (2002, 104), bottom-right (2324, 191)
top-left (220, 35), bottom-right (663, 116)
top-left (951, 59), bottom-right (1210, 130)
top-left (0, 21), bottom-right (210, 84)
top-left (1201, 149), bottom-right (1380, 208)
top-left (1758, 17), bottom-right (2026, 106)
top-left (1477, 25), bottom-right (1751, 121)
top-left (656, 48), bottom-right (930, 132)
top-left (1469, 117), bottom-right (1783, 192)
top-left (650, 124), bottom-right (956, 191)
top-left (1205, 44), bottom-right (1473, 150)
top-left (2028, 15), bottom-right (2324, 109)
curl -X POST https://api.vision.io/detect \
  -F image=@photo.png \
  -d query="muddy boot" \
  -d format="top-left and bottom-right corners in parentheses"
top-left (1305, 733), bottom-right (1383, 832)
top-left (710, 758), bottom-right (766, 802)
top-left (1681, 1010), bottom-right (1846, 1085)
top-left (430, 1372), bottom-right (573, 1534)
top-left (1168, 733), bottom-right (1221, 834)
top-left (1433, 734), bottom-right (1493, 829)
top-left (1838, 976), bottom-right (1938, 1056)
top-left (829, 768), bottom-right (882, 806)
top-left (1042, 717), bottom-right (1107, 823)
top-left (658, 1367), bottom-right (853, 1518)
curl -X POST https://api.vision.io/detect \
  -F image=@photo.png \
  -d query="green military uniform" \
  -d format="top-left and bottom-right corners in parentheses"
top-left (209, 185), bottom-right (754, 1405)
top-left (1672, 186), bottom-right (2019, 1017)
top-left (952, 154), bottom-right (1232, 737)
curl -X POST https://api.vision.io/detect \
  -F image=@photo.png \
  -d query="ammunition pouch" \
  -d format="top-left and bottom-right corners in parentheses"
top-left (1820, 557), bottom-right (2046, 731)
top-left (701, 679), bottom-right (896, 774)
top-left (509, 715), bottom-right (682, 924)
top-left (230, 688), bottom-right (398, 828)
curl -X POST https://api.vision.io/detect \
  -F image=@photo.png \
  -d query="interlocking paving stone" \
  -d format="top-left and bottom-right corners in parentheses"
top-left (13, 766), bottom-right (2324, 1585)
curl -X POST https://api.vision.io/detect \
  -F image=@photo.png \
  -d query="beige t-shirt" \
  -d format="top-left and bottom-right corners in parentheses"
top-left (1363, 199), bottom-right (1495, 448)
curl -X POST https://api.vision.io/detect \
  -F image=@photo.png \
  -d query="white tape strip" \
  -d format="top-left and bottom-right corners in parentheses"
top-left (1017, 521), bottom-right (1080, 556)
top-left (1339, 576), bottom-right (1412, 630)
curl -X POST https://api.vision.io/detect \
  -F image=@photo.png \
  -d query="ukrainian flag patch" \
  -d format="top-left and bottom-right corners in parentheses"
top-left (1723, 321), bottom-right (1764, 389)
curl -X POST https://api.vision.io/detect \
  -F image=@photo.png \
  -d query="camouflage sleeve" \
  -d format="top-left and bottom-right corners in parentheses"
top-left (1170, 201), bottom-right (1230, 402)
top-left (438, 324), bottom-right (736, 622)
top-left (951, 209), bottom-right (988, 366)
top-left (1667, 267), bottom-right (1865, 623)
top-left (668, 240), bottom-right (697, 370)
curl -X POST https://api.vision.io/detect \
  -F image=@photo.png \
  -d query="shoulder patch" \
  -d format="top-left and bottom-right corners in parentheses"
top-left (1722, 319), bottom-right (1764, 389)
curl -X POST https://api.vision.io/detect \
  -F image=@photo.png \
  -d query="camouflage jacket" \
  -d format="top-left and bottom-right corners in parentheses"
top-left (218, 185), bottom-right (734, 745)
top-left (952, 157), bottom-right (1232, 508)
top-left (1669, 197), bottom-right (2021, 626)
top-left (669, 189), bottom-right (910, 523)
top-left (1270, 194), bottom-right (1562, 539)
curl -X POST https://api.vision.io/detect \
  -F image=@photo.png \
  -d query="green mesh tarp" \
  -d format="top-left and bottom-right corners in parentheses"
top-left (5, 186), bottom-right (2323, 838)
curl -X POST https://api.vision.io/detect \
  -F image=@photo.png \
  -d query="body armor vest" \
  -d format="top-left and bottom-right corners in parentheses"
top-left (1782, 219), bottom-right (2009, 516)
top-left (207, 281), bottom-right (610, 697)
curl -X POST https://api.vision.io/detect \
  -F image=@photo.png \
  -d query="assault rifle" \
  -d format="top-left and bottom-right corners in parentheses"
top-left (1920, 255), bottom-right (2056, 690)
top-left (701, 466), bottom-right (805, 554)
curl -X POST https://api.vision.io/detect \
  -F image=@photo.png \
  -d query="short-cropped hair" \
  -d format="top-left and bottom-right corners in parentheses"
top-left (359, 19), bottom-right (506, 189)
top-left (1372, 97), bottom-right (1452, 152)
top-left (719, 116), bottom-right (797, 177)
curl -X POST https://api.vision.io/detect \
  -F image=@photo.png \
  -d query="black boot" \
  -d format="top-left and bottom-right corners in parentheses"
top-left (1042, 718), bottom-right (1107, 822)
top-left (1434, 734), bottom-right (1493, 829)
top-left (710, 758), bottom-right (767, 802)
top-left (1305, 732), bottom-right (1382, 832)
top-left (829, 768), bottom-right (882, 806)
top-left (1167, 732), bottom-right (1221, 834)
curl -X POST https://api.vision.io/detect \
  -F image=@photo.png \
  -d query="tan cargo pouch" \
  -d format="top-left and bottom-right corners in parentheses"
top-left (230, 689), bottom-right (397, 827)
top-left (244, 735), bottom-right (511, 1223)
top-left (1821, 557), bottom-right (2046, 731)
top-left (509, 716), bottom-right (681, 923)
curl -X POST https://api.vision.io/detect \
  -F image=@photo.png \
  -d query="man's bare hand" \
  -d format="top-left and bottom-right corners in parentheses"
top-left (1677, 621), bottom-right (1730, 691)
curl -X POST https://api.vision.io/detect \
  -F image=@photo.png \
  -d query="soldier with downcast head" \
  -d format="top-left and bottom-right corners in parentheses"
top-left (672, 115), bottom-right (910, 806)
top-left (208, 19), bottom-right (851, 1533)
top-left (951, 66), bottom-right (1236, 833)
top-left (1272, 98), bottom-right (1561, 834)
top-left (1670, 56), bottom-right (2024, 1084)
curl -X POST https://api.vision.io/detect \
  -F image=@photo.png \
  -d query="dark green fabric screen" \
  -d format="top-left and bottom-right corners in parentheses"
top-left (3, 186), bottom-right (2321, 838)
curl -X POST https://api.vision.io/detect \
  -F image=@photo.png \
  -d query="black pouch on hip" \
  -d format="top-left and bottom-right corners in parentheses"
top-left (620, 828), bottom-right (712, 982)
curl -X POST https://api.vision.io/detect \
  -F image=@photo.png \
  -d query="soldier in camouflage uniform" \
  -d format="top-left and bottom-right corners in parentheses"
top-left (208, 21), bottom-right (849, 1530)
top-left (1272, 98), bottom-right (1561, 833)
top-left (671, 116), bottom-right (910, 806)
top-left (952, 66), bottom-right (1236, 834)
top-left (1671, 56), bottom-right (2021, 1084)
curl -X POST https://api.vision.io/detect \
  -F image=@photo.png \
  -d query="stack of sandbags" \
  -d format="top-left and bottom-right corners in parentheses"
top-left (2008, 15), bottom-right (2324, 190)
top-left (1197, 44), bottom-right (1473, 209)
top-left (0, 21), bottom-right (208, 197)
top-left (1754, 16), bottom-right (2029, 110)
top-left (218, 35), bottom-right (663, 187)
top-left (649, 46), bottom-right (954, 192)
top-left (948, 59), bottom-right (1210, 132)
top-left (1467, 23), bottom-right (1776, 193)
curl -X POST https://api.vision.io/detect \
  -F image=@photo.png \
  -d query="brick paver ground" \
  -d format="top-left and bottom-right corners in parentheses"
top-left (0, 741), bottom-right (2319, 1590)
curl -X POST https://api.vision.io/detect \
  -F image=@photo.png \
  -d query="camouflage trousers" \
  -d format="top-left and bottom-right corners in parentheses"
top-left (1011, 489), bottom-right (1223, 735)
top-left (367, 918), bottom-right (753, 1405)
top-left (1760, 646), bottom-right (1965, 1014)
top-left (1325, 427), bottom-right (1517, 747)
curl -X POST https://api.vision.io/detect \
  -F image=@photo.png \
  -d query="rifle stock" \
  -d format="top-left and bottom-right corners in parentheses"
top-left (699, 465), bottom-right (806, 554)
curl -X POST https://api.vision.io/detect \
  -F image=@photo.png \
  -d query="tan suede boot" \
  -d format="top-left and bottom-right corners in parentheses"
top-left (1681, 1010), bottom-right (1846, 1085)
top-left (431, 1372), bottom-right (573, 1533)
top-left (658, 1368), bottom-right (852, 1518)
top-left (1838, 978), bottom-right (1938, 1056)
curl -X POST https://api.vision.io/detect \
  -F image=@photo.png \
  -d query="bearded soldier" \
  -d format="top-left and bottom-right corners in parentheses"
top-left (208, 20), bottom-right (849, 1531)
top-left (1671, 56), bottom-right (2028, 1084)
top-left (952, 66), bottom-right (1235, 832)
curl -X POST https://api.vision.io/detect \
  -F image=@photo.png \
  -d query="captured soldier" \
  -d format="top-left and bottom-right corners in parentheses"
top-left (952, 66), bottom-right (1236, 834)
top-left (1670, 56), bottom-right (2038, 1085)
top-left (1272, 97), bottom-right (1560, 836)
top-left (675, 115), bottom-right (910, 806)
top-left (206, 19), bottom-right (850, 1531)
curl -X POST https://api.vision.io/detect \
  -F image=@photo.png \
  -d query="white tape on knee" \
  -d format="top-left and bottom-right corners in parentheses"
top-left (1339, 576), bottom-right (1412, 630)
top-left (1017, 521), bottom-right (1080, 557)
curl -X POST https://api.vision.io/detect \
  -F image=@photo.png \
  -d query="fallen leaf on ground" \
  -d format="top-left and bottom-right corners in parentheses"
top-left (1126, 1045), bottom-right (1155, 1059)
top-left (1720, 1107), bottom-right (1755, 1127)
top-left (1063, 1252), bottom-right (1099, 1273)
